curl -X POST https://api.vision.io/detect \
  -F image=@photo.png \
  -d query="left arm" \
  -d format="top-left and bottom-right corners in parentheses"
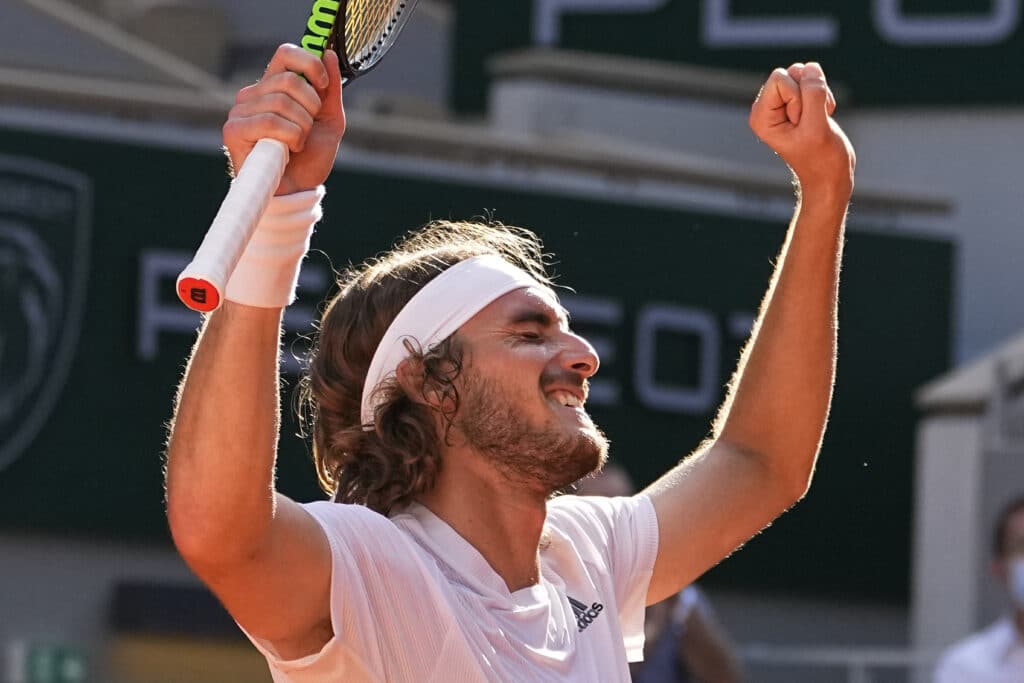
top-left (643, 62), bottom-right (856, 603)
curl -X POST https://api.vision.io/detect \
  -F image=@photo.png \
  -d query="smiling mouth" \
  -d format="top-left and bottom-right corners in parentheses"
top-left (548, 390), bottom-right (583, 408)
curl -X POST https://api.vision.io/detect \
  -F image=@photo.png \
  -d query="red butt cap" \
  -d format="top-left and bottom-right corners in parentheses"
top-left (177, 277), bottom-right (220, 312)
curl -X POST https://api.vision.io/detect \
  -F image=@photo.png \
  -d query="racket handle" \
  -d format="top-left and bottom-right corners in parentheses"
top-left (176, 138), bottom-right (290, 312)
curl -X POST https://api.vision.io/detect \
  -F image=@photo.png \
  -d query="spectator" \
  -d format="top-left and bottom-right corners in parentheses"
top-left (933, 495), bottom-right (1024, 682)
top-left (577, 464), bottom-right (743, 682)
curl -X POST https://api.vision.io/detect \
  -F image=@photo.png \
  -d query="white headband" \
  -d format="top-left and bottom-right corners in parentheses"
top-left (360, 254), bottom-right (539, 428)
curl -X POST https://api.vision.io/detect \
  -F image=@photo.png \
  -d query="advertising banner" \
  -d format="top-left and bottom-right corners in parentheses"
top-left (453, 0), bottom-right (1024, 111)
top-left (0, 128), bottom-right (952, 599)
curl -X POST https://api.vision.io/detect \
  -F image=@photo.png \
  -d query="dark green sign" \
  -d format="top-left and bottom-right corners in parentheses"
top-left (453, 0), bottom-right (1024, 112)
top-left (0, 127), bottom-right (952, 600)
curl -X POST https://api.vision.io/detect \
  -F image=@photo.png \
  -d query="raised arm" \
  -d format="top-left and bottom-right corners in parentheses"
top-left (644, 62), bottom-right (855, 603)
top-left (164, 44), bottom-right (345, 658)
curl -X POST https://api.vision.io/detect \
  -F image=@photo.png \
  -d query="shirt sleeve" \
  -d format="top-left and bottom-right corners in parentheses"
top-left (236, 501), bottom-right (414, 680)
top-left (546, 493), bottom-right (660, 661)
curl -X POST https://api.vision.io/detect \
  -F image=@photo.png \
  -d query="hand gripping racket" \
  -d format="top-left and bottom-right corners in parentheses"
top-left (177, 0), bottom-right (420, 312)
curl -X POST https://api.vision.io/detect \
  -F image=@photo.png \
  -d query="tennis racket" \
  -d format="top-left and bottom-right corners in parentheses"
top-left (176, 0), bottom-right (420, 312)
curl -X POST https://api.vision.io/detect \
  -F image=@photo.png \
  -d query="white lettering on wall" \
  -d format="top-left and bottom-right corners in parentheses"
top-left (874, 0), bottom-right (1019, 46)
top-left (702, 0), bottom-right (838, 48)
top-left (634, 303), bottom-right (720, 414)
top-left (531, 0), bottom-right (1023, 50)
top-left (137, 255), bottom-right (754, 416)
top-left (532, 0), bottom-right (668, 45)
top-left (136, 249), bottom-right (325, 374)
top-left (136, 250), bottom-right (198, 361)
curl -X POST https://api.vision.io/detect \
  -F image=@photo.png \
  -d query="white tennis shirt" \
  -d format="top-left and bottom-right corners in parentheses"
top-left (933, 617), bottom-right (1024, 683)
top-left (243, 494), bottom-right (660, 682)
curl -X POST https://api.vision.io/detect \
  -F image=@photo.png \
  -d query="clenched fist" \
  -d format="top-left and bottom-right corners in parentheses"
top-left (750, 62), bottom-right (855, 199)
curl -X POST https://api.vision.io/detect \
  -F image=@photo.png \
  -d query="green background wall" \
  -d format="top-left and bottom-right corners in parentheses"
top-left (0, 128), bottom-right (953, 601)
top-left (453, 0), bottom-right (1024, 112)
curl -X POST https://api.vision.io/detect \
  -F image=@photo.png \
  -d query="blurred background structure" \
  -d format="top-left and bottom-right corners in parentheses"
top-left (1, 1), bottom-right (1022, 681)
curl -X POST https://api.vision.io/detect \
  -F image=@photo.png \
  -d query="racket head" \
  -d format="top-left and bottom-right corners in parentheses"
top-left (327, 0), bottom-right (420, 84)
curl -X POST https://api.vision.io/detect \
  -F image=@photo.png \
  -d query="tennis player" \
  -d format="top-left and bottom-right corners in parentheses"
top-left (165, 44), bottom-right (854, 682)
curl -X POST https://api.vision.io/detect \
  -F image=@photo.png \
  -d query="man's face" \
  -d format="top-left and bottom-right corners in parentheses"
top-left (451, 286), bottom-right (608, 492)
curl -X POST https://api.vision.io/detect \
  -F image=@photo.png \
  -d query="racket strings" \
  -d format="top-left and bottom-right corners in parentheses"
top-left (344, 0), bottom-right (407, 69)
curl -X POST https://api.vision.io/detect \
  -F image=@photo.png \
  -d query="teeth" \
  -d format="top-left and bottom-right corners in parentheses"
top-left (551, 390), bottom-right (581, 407)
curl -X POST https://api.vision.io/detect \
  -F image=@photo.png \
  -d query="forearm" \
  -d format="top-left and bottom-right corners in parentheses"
top-left (165, 302), bottom-right (284, 562)
top-left (712, 181), bottom-right (848, 491)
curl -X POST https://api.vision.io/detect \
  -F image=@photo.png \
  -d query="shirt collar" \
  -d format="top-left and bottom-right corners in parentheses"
top-left (390, 501), bottom-right (550, 608)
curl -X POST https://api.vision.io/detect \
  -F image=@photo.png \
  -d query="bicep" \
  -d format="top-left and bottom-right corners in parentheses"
top-left (643, 440), bottom-right (798, 604)
top-left (188, 494), bottom-right (333, 658)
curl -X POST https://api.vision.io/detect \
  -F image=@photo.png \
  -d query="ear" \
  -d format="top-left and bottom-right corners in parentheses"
top-left (396, 357), bottom-right (446, 411)
top-left (396, 357), bottom-right (426, 403)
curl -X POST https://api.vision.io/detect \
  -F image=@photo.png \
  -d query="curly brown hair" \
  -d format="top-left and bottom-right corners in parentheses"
top-left (298, 220), bottom-right (555, 514)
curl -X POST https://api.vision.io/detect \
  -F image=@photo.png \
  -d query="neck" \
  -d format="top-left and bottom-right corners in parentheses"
top-left (417, 448), bottom-right (549, 593)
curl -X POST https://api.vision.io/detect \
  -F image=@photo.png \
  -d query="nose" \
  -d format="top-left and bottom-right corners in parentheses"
top-left (560, 331), bottom-right (600, 378)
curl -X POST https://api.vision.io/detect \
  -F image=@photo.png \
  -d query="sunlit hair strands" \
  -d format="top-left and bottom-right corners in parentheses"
top-left (297, 220), bottom-right (556, 514)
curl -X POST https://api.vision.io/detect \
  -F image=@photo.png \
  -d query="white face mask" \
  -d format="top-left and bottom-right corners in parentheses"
top-left (1009, 557), bottom-right (1024, 608)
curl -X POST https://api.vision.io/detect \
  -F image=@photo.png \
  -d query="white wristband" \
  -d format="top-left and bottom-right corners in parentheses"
top-left (224, 186), bottom-right (325, 308)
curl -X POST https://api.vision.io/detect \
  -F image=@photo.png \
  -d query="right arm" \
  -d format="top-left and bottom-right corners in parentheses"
top-left (165, 44), bottom-right (345, 659)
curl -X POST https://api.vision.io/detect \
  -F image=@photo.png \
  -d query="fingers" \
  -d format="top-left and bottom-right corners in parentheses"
top-left (750, 68), bottom-right (801, 136)
top-left (751, 62), bottom-right (836, 138)
top-left (224, 44), bottom-right (334, 164)
top-left (236, 71), bottom-right (323, 119)
top-left (229, 73), bottom-right (319, 156)
top-left (798, 62), bottom-right (831, 133)
top-left (264, 43), bottom-right (329, 89)
top-left (316, 49), bottom-right (346, 133)
top-left (787, 62), bottom-right (837, 114)
top-left (749, 61), bottom-right (854, 189)
top-left (778, 70), bottom-right (803, 125)
top-left (223, 113), bottom-right (304, 161)
top-left (222, 44), bottom-right (345, 179)
top-left (228, 94), bottom-right (314, 153)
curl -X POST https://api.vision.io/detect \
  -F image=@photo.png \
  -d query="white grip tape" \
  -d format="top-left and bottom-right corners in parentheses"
top-left (176, 138), bottom-right (289, 311)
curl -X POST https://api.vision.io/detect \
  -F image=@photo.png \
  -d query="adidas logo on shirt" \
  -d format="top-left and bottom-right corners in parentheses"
top-left (567, 595), bottom-right (604, 632)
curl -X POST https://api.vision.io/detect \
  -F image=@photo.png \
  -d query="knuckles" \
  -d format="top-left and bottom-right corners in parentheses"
top-left (269, 43), bottom-right (326, 83)
top-left (222, 117), bottom-right (243, 140)
top-left (273, 42), bottom-right (303, 63)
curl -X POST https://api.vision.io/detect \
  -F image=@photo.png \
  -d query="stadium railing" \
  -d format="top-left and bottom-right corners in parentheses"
top-left (741, 644), bottom-right (940, 683)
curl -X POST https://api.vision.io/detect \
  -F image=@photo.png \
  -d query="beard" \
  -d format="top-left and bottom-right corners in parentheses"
top-left (455, 367), bottom-right (609, 492)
